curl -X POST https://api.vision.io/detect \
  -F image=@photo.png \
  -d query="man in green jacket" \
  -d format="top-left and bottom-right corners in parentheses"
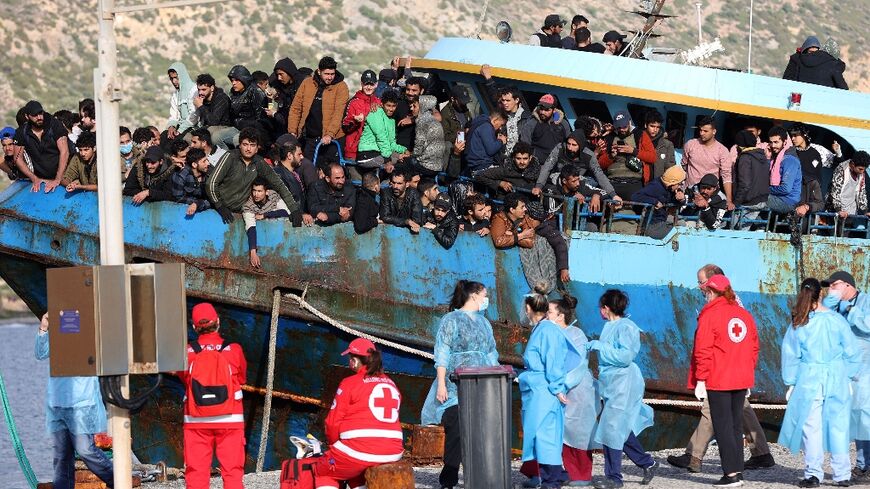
top-left (356, 90), bottom-right (408, 172)
top-left (206, 127), bottom-right (297, 223)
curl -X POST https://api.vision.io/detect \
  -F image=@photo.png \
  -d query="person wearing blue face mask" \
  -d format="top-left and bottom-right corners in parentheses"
top-left (779, 278), bottom-right (861, 488)
top-left (421, 279), bottom-right (500, 489)
top-left (119, 126), bottom-right (141, 177)
top-left (821, 270), bottom-right (870, 482)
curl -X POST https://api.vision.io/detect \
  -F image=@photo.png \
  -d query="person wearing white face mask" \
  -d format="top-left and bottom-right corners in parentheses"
top-left (821, 270), bottom-right (870, 481)
top-left (421, 279), bottom-right (500, 489)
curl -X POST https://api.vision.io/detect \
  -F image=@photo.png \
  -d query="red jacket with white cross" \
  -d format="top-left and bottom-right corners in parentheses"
top-left (688, 296), bottom-right (759, 391)
top-left (325, 369), bottom-right (404, 464)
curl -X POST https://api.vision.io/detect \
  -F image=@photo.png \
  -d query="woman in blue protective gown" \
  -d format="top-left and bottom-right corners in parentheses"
top-left (421, 280), bottom-right (500, 489)
top-left (35, 313), bottom-right (114, 489)
top-left (518, 284), bottom-right (573, 488)
top-left (779, 278), bottom-right (861, 487)
top-left (589, 289), bottom-right (657, 489)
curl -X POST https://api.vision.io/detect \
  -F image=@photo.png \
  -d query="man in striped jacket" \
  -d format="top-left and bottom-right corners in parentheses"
top-left (315, 338), bottom-right (404, 489)
top-left (179, 303), bottom-right (248, 489)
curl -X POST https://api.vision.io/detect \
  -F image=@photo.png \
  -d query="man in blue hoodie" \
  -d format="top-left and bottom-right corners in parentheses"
top-left (464, 109), bottom-right (508, 176)
top-left (767, 126), bottom-right (802, 214)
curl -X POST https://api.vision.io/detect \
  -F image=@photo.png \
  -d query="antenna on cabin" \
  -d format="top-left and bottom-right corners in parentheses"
top-left (747, 0), bottom-right (754, 73)
top-left (695, 2), bottom-right (703, 44)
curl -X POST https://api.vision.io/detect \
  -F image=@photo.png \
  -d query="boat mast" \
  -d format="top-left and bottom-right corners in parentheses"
top-left (628, 0), bottom-right (668, 59)
top-left (747, 0), bottom-right (754, 73)
top-left (95, 2), bottom-right (231, 488)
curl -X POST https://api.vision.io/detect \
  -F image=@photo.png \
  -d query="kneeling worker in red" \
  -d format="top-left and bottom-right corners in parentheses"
top-left (315, 338), bottom-right (405, 489)
top-left (179, 302), bottom-right (248, 489)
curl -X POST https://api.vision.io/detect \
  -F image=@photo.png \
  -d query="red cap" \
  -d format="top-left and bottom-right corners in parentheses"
top-left (192, 303), bottom-right (219, 328)
top-left (702, 274), bottom-right (731, 292)
top-left (342, 338), bottom-right (377, 357)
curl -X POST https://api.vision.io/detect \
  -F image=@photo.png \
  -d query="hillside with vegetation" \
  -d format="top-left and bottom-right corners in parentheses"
top-left (0, 0), bottom-right (867, 130)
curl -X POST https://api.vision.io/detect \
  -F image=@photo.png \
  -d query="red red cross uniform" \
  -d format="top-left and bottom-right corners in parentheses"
top-left (315, 369), bottom-right (404, 489)
top-left (688, 296), bottom-right (759, 390)
top-left (179, 332), bottom-right (248, 489)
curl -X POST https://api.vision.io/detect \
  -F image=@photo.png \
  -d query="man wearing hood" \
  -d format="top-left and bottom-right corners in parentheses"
top-left (783, 36), bottom-right (848, 90)
top-left (288, 56), bottom-right (350, 162)
top-left (341, 70), bottom-right (381, 161)
top-left (123, 146), bottom-right (175, 204)
top-left (227, 65), bottom-right (268, 145)
top-left (412, 95), bottom-right (446, 175)
top-left (537, 128), bottom-right (616, 207)
top-left (14, 100), bottom-right (69, 193)
top-left (266, 57), bottom-right (300, 140)
top-left (166, 62), bottom-right (197, 140)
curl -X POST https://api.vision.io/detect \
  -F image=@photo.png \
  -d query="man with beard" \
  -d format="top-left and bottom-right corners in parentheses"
top-left (392, 76), bottom-right (425, 152)
top-left (14, 100), bottom-right (69, 193)
top-left (266, 57), bottom-right (301, 140)
top-left (288, 56), bottom-right (350, 162)
top-left (521, 94), bottom-right (570, 164)
top-left (0, 126), bottom-right (18, 180)
top-left (243, 179), bottom-right (291, 268)
top-left (536, 129), bottom-right (615, 205)
top-left (307, 162), bottom-right (356, 226)
top-left (681, 116), bottom-right (733, 209)
top-left (123, 146), bottom-right (175, 204)
top-left (189, 127), bottom-right (227, 167)
top-left (476, 141), bottom-right (541, 199)
top-left (190, 73), bottom-right (235, 150)
top-left (206, 127), bottom-right (297, 223)
top-left (766, 126), bottom-right (802, 214)
top-left (599, 110), bottom-right (656, 200)
top-left (440, 84), bottom-right (475, 147)
top-left (227, 65), bottom-right (268, 146)
top-left (78, 98), bottom-right (96, 134)
top-left (542, 163), bottom-right (605, 218)
top-left (273, 141), bottom-right (313, 226)
top-left (528, 14), bottom-right (566, 48)
top-left (172, 148), bottom-right (213, 216)
top-left (379, 170), bottom-right (423, 233)
top-left (423, 194), bottom-right (461, 250)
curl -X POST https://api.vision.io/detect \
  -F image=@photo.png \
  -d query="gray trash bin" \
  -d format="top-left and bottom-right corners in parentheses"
top-left (451, 365), bottom-right (516, 489)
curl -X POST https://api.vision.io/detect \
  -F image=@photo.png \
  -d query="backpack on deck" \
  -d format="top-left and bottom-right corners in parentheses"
top-left (185, 340), bottom-right (237, 417)
top-left (280, 457), bottom-right (318, 489)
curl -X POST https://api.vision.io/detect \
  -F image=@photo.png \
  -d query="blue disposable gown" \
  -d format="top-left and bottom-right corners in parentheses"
top-left (563, 325), bottom-right (600, 450)
top-left (778, 310), bottom-right (861, 454)
top-left (421, 310), bottom-right (500, 425)
top-left (519, 320), bottom-right (571, 464)
top-left (829, 292), bottom-right (870, 441)
top-left (589, 317), bottom-right (654, 449)
top-left (35, 331), bottom-right (107, 435)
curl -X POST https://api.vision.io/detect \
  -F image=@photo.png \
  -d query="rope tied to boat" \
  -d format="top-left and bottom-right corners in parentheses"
top-left (0, 369), bottom-right (38, 489)
top-left (255, 289), bottom-right (282, 473)
top-left (285, 292), bottom-right (787, 410)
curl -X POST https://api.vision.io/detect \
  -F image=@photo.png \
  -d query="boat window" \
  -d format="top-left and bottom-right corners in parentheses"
top-left (475, 82), bottom-right (498, 113)
top-left (666, 110), bottom-right (688, 149)
top-left (627, 103), bottom-right (657, 128)
top-left (568, 98), bottom-right (613, 125)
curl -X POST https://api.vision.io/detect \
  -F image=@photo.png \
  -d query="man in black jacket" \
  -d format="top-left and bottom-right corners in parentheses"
top-left (192, 74), bottom-right (236, 149)
top-left (273, 141), bottom-right (312, 226)
top-left (123, 146), bottom-right (175, 204)
top-left (475, 141), bottom-right (541, 199)
top-left (732, 129), bottom-right (769, 224)
top-left (307, 162), bottom-right (356, 226)
top-left (379, 171), bottom-right (423, 232)
top-left (782, 36), bottom-right (848, 90)
top-left (353, 172), bottom-right (381, 234)
top-left (227, 65), bottom-right (269, 145)
top-left (424, 195), bottom-right (460, 249)
top-left (685, 173), bottom-right (728, 231)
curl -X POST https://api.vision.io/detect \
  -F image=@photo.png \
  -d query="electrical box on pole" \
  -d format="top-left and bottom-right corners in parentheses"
top-left (46, 263), bottom-right (188, 377)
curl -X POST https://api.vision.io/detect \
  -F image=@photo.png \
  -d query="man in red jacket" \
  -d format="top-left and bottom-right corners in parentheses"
top-left (689, 274), bottom-right (759, 487)
top-left (314, 338), bottom-right (404, 489)
top-left (179, 303), bottom-right (248, 489)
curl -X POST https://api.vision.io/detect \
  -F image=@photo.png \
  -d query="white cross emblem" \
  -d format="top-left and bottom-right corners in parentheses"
top-left (368, 384), bottom-right (401, 423)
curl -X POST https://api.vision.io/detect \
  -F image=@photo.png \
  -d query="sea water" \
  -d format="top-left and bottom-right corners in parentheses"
top-left (0, 321), bottom-right (53, 488)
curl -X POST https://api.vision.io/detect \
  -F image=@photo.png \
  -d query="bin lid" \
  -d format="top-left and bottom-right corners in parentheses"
top-left (453, 365), bottom-right (516, 377)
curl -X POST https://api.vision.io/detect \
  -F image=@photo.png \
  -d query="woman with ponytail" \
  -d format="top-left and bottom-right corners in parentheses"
top-left (421, 279), bottom-right (499, 489)
top-left (517, 283), bottom-right (574, 488)
top-left (778, 278), bottom-right (861, 487)
top-left (315, 338), bottom-right (404, 489)
top-left (550, 294), bottom-right (600, 487)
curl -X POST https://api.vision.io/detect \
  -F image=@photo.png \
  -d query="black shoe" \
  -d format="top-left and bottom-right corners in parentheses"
top-left (836, 480), bottom-right (852, 487)
top-left (744, 453), bottom-right (775, 470)
top-left (797, 476), bottom-right (820, 488)
top-left (668, 454), bottom-right (691, 469)
top-left (641, 461), bottom-right (658, 485)
top-left (713, 475), bottom-right (744, 487)
top-left (737, 473), bottom-right (744, 481)
top-left (592, 478), bottom-right (624, 489)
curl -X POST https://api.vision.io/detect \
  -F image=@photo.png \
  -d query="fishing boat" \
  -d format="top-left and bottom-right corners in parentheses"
top-left (1, 25), bottom-right (869, 471)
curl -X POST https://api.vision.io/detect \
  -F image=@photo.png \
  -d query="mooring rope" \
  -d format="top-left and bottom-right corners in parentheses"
top-left (285, 292), bottom-right (787, 410)
top-left (255, 289), bottom-right (282, 473)
top-left (0, 369), bottom-right (38, 489)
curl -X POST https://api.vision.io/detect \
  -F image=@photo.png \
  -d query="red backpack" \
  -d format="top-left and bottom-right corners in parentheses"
top-left (280, 458), bottom-right (318, 489)
top-left (186, 340), bottom-right (237, 417)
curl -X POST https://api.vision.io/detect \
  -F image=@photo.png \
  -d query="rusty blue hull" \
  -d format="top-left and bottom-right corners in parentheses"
top-left (0, 181), bottom-right (856, 468)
